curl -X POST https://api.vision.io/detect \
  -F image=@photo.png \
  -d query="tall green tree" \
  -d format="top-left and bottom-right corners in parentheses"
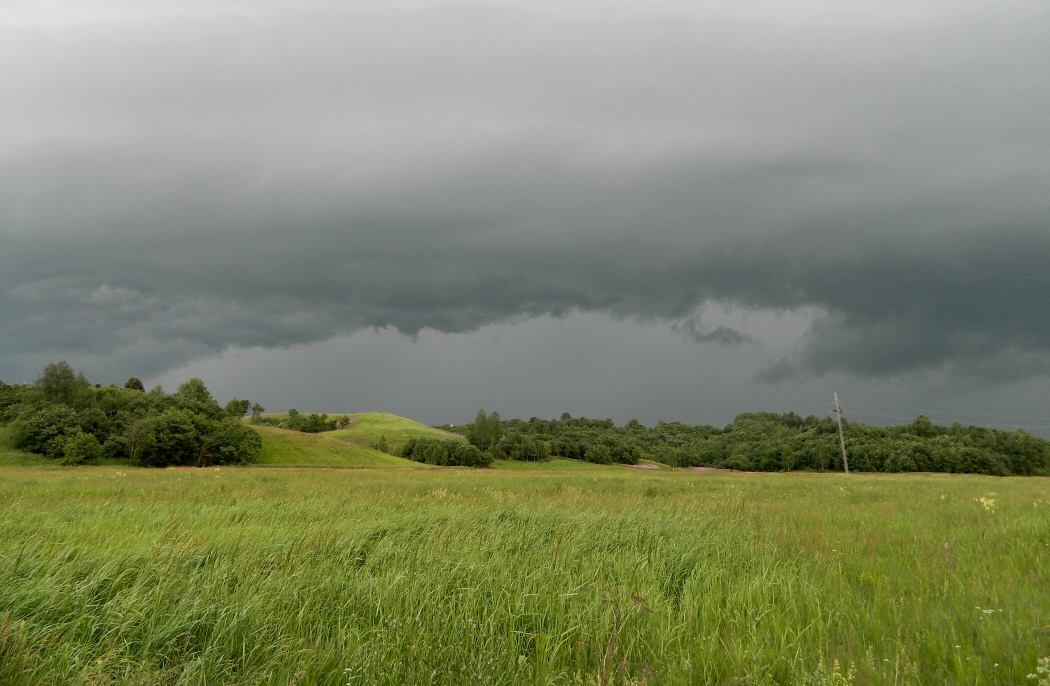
top-left (175, 378), bottom-right (222, 419)
top-left (467, 408), bottom-right (503, 452)
top-left (225, 398), bottom-right (251, 418)
top-left (37, 361), bottom-right (92, 408)
top-left (123, 417), bottom-right (155, 464)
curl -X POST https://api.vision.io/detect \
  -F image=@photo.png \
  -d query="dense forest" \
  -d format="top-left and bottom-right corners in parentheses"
top-left (450, 409), bottom-right (1050, 475)
top-left (0, 362), bottom-right (262, 467)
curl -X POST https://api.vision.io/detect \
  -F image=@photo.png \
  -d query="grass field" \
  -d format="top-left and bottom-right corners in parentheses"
top-left (491, 458), bottom-right (609, 471)
top-left (1, 465), bottom-right (1047, 686)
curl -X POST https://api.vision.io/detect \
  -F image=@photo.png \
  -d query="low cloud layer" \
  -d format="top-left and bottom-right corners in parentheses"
top-left (3, 1), bottom-right (1049, 393)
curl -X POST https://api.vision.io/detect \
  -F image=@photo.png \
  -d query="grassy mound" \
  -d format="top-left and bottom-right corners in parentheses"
top-left (324, 412), bottom-right (464, 451)
top-left (253, 412), bottom-right (463, 468)
top-left (253, 425), bottom-right (421, 468)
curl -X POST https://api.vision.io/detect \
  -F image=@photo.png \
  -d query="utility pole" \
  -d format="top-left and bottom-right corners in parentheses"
top-left (834, 393), bottom-right (849, 475)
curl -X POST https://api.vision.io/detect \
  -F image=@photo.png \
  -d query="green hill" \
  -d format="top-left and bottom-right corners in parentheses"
top-left (253, 426), bottom-right (416, 468)
top-left (324, 412), bottom-right (464, 450)
top-left (253, 412), bottom-right (462, 468)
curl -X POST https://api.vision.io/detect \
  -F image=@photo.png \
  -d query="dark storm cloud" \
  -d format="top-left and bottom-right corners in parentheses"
top-left (673, 317), bottom-right (757, 347)
top-left (2, 1), bottom-right (1049, 384)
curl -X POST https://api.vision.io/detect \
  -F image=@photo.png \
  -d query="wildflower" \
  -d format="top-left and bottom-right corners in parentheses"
top-left (974, 496), bottom-right (995, 512)
top-left (1029, 656), bottom-right (1050, 685)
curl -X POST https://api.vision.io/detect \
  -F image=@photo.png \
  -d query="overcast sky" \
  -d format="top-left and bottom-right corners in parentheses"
top-left (4, 0), bottom-right (1050, 433)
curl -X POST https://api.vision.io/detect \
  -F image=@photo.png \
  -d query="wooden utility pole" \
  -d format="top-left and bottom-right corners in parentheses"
top-left (834, 393), bottom-right (849, 474)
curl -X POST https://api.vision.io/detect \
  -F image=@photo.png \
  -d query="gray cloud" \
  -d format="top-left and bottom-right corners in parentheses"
top-left (674, 318), bottom-right (757, 347)
top-left (2, 0), bottom-right (1050, 391)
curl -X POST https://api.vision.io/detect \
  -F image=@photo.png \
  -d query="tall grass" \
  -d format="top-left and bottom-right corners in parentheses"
top-left (0, 467), bottom-right (1047, 685)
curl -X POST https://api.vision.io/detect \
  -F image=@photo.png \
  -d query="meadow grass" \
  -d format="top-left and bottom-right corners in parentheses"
top-left (0, 466), bottom-right (1047, 685)
top-left (490, 458), bottom-right (609, 471)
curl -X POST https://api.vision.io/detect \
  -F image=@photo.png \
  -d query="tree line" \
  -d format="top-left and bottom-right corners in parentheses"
top-left (399, 438), bottom-right (491, 467)
top-left (0, 362), bottom-right (262, 467)
top-left (13, 360), bottom-right (1041, 476)
top-left (252, 409), bottom-right (350, 433)
top-left (451, 410), bottom-right (1050, 475)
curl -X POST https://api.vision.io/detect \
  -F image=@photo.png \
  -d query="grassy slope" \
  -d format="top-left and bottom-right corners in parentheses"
top-left (326, 412), bottom-right (464, 450)
top-left (254, 412), bottom-right (463, 468)
top-left (253, 425), bottom-right (421, 468)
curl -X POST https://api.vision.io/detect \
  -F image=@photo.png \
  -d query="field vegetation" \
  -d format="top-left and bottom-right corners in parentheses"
top-left (1, 466), bottom-right (1047, 685)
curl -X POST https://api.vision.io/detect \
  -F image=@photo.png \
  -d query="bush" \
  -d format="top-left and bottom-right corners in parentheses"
top-left (62, 432), bottom-right (102, 465)
top-left (724, 454), bottom-right (753, 471)
top-left (1, 364), bottom-right (264, 468)
top-left (15, 404), bottom-right (79, 457)
top-left (213, 420), bottom-right (264, 465)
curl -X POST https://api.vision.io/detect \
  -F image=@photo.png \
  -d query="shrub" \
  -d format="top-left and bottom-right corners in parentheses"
top-left (14, 404), bottom-right (79, 457)
top-left (62, 432), bottom-right (102, 465)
